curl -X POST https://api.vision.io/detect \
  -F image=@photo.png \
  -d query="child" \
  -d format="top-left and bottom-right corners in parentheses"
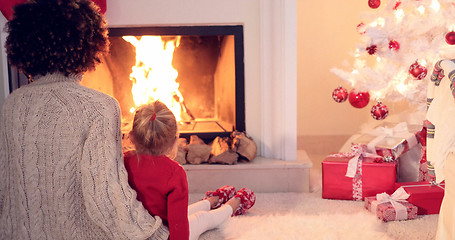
top-left (123, 101), bottom-right (256, 240)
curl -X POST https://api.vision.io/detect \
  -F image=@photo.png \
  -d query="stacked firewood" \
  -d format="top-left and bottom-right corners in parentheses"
top-left (174, 131), bottom-right (257, 165)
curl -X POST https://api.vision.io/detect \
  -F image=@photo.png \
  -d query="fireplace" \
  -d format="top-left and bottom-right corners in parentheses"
top-left (0, 0), bottom-right (297, 161)
top-left (80, 25), bottom-right (245, 142)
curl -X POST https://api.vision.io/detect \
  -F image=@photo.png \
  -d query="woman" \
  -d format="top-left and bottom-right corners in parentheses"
top-left (0, 0), bottom-right (169, 239)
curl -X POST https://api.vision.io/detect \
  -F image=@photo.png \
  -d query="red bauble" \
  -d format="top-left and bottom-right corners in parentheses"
top-left (366, 45), bottom-right (377, 55)
top-left (409, 62), bottom-right (428, 80)
top-left (332, 86), bottom-right (349, 103)
top-left (388, 40), bottom-right (400, 51)
top-left (349, 90), bottom-right (370, 108)
top-left (446, 32), bottom-right (455, 45)
top-left (371, 102), bottom-right (389, 120)
top-left (368, 0), bottom-right (381, 9)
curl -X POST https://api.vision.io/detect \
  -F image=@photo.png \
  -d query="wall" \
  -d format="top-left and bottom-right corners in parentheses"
top-left (298, 0), bottom-right (372, 138)
top-left (296, 0), bottom-right (423, 153)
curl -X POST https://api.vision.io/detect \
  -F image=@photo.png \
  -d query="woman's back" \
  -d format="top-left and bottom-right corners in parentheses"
top-left (0, 74), bottom-right (167, 239)
top-left (0, 74), bottom-right (120, 239)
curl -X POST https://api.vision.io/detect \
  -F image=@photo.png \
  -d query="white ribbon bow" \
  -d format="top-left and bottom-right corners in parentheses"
top-left (372, 187), bottom-right (410, 220)
top-left (366, 122), bottom-right (418, 155)
top-left (345, 145), bottom-right (382, 178)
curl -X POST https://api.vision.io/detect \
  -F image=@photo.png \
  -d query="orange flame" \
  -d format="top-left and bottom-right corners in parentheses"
top-left (123, 35), bottom-right (184, 121)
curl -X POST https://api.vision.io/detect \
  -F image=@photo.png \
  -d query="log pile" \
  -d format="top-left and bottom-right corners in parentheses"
top-left (179, 131), bottom-right (257, 165)
top-left (121, 129), bottom-right (257, 165)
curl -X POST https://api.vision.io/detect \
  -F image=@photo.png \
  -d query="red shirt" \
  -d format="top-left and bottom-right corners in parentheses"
top-left (123, 151), bottom-right (189, 240)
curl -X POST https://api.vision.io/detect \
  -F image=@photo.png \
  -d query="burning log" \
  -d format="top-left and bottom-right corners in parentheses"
top-left (209, 136), bottom-right (238, 165)
top-left (186, 135), bottom-right (211, 164)
top-left (174, 138), bottom-right (188, 165)
top-left (231, 131), bottom-right (257, 162)
top-left (173, 93), bottom-right (195, 121)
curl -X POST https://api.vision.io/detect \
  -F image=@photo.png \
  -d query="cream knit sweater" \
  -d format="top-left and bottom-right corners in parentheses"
top-left (427, 60), bottom-right (455, 183)
top-left (0, 73), bottom-right (169, 239)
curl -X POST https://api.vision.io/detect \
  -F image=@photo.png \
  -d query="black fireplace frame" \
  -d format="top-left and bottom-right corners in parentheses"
top-left (109, 25), bottom-right (246, 142)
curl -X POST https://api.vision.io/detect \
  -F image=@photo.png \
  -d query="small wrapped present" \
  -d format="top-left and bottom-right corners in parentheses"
top-left (365, 188), bottom-right (418, 222)
top-left (352, 122), bottom-right (422, 182)
top-left (395, 181), bottom-right (445, 215)
top-left (322, 146), bottom-right (396, 201)
top-left (352, 122), bottom-right (421, 161)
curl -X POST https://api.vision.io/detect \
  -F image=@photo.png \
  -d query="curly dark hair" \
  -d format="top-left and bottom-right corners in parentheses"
top-left (5, 0), bottom-right (109, 77)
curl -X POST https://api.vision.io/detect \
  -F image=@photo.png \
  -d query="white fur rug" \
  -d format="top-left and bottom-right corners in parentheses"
top-left (190, 190), bottom-right (439, 240)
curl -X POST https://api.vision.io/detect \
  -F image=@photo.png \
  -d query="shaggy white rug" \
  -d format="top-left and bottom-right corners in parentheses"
top-left (190, 190), bottom-right (439, 240)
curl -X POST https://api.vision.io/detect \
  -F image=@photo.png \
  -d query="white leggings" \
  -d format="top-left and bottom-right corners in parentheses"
top-left (188, 200), bottom-right (233, 240)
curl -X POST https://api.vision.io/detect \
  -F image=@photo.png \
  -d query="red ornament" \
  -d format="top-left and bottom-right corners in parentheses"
top-left (371, 102), bottom-right (389, 120)
top-left (388, 40), bottom-right (400, 51)
top-left (332, 86), bottom-right (349, 103)
top-left (349, 90), bottom-right (370, 108)
top-left (368, 0), bottom-right (381, 9)
top-left (366, 45), bottom-right (377, 55)
top-left (445, 32), bottom-right (455, 45)
top-left (409, 62), bottom-right (428, 80)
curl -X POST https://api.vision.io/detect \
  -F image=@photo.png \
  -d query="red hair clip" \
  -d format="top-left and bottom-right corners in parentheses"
top-left (150, 113), bottom-right (156, 122)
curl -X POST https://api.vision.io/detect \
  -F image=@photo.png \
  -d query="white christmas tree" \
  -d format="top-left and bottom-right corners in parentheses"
top-left (331, 0), bottom-right (455, 118)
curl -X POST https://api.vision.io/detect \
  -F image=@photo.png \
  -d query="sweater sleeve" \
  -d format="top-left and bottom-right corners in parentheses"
top-left (80, 97), bottom-right (169, 240)
top-left (167, 165), bottom-right (190, 240)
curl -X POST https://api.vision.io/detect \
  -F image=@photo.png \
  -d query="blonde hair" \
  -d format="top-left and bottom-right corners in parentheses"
top-left (130, 101), bottom-right (178, 156)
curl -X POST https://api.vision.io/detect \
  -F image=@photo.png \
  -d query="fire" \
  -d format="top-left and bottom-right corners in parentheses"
top-left (123, 35), bottom-right (184, 121)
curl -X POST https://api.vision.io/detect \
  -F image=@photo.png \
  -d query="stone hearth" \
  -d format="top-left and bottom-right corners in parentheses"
top-left (184, 150), bottom-right (312, 193)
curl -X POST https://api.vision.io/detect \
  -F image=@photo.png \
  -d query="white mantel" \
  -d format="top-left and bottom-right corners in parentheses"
top-left (0, 0), bottom-right (297, 161)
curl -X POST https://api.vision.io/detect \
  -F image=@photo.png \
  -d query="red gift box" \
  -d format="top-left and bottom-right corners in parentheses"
top-left (365, 195), bottom-right (418, 222)
top-left (394, 181), bottom-right (445, 215)
top-left (322, 153), bottom-right (396, 200)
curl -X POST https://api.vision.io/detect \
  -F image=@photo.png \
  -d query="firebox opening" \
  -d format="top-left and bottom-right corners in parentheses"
top-left (80, 25), bottom-right (245, 143)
